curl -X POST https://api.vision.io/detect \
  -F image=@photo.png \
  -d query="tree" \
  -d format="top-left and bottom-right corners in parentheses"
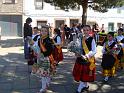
top-left (44, 0), bottom-right (124, 25)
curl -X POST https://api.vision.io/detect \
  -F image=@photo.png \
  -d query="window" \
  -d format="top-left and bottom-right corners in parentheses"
top-left (55, 6), bottom-right (61, 10)
top-left (3, 0), bottom-right (16, 4)
top-left (35, 0), bottom-right (44, 10)
top-left (117, 9), bottom-right (121, 14)
top-left (70, 19), bottom-right (79, 27)
top-left (117, 23), bottom-right (122, 28)
top-left (108, 22), bottom-right (114, 32)
top-left (55, 20), bottom-right (65, 28)
top-left (37, 21), bottom-right (47, 29)
top-left (87, 21), bottom-right (96, 26)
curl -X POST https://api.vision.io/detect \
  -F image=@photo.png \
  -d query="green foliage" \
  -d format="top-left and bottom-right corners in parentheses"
top-left (92, 0), bottom-right (124, 12)
top-left (44, 0), bottom-right (81, 10)
top-left (44, 0), bottom-right (124, 24)
top-left (44, 0), bottom-right (124, 12)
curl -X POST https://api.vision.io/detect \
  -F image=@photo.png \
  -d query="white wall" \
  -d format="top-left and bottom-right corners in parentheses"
top-left (87, 7), bottom-right (124, 32)
top-left (23, 0), bottom-right (124, 31)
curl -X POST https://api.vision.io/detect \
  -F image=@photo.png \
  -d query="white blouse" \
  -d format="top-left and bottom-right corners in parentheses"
top-left (54, 35), bottom-right (61, 45)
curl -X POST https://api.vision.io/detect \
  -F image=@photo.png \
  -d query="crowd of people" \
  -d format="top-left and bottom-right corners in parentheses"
top-left (23, 17), bottom-right (124, 93)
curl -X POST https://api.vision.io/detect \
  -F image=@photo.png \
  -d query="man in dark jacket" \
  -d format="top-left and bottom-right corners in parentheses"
top-left (23, 17), bottom-right (32, 59)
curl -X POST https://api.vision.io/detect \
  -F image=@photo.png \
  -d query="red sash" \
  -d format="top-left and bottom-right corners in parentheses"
top-left (40, 39), bottom-right (56, 74)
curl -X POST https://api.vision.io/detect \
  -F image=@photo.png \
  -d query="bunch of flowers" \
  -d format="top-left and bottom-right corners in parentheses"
top-left (112, 44), bottom-right (121, 55)
top-left (67, 38), bottom-right (82, 54)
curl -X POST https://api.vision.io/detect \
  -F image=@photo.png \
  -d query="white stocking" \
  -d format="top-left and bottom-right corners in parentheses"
top-left (46, 77), bottom-right (51, 87)
top-left (84, 82), bottom-right (88, 87)
top-left (77, 81), bottom-right (85, 92)
top-left (40, 77), bottom-right (47, 92)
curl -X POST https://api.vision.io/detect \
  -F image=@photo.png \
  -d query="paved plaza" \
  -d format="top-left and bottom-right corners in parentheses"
top-left (0, 37), bottom-right (124, 93)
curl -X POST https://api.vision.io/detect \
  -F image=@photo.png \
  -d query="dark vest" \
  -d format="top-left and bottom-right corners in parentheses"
top-left (82, 37), bottom-right (93, 55)
top-left (105, 41), bottom-right (116, 52)
top-left (38, 37), bottom-right (53, 57)
top-left (33, 35), bottom-right (40, 41)
top-left (54, 35), bottom-right (61, 43)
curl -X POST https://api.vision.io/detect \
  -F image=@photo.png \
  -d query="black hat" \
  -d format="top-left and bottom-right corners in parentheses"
top-left (108, 32), bottom-right (114, 37)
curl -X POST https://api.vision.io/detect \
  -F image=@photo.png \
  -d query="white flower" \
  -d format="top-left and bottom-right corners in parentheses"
top-left (67, 38), bottom-right (82, 54)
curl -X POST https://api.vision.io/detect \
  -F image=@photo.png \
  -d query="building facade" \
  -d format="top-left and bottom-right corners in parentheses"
top-left (0, 0), bottom-right (124, 36)
top-left (0, 0), bottom-right (23, 36)
top-left (23, 0), bottom-right (82, 29)
top-left (24, 0), bottom-right (124, 33)
top-left (87, 7), bottom-right (124, 32)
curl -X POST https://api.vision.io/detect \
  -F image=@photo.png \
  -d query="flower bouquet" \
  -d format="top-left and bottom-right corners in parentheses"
top-left (67, 38), bottom-right (82, 54)
top-left (111, 44), bottom-right (121, 55)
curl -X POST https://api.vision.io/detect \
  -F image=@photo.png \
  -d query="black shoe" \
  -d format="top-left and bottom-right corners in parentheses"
top-left (81, 86), bottom-right (89, 92)
top-left (84, 86), bottom-right (89, 90)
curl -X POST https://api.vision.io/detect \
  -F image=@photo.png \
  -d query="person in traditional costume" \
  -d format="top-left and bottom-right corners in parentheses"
top-left (60, 24), bottom-right (65, 46)
top-left (37, 26), bottom-right (56, 93)
top-left (32, 27), bottom-right (40, 41)
top-left (52, 28), bottom-right (63, 65)
top-left (115, 28), bottom-right (124, 69)
top-left (101, 32), bottom-right (119, 82)
top-left (29, 27), bottom-right (40, 65)
top-left (72, 25), bottom-right (96, 93)
top-left (29, 26), bottom-right (56, 93)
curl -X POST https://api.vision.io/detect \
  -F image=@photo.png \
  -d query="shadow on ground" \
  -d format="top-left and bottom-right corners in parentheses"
top-left (0, 38), bottom-right (23, 48)
top-left (0, 38), bottom-right (124, 93)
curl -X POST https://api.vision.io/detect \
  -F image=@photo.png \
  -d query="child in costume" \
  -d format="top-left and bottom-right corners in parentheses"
top-left (101, 32), bottom-right (120, 82)
top-left (72, 25), bottom-right (96, 93)
top-left (52, 28), bottom-right (63, 65)
top-left (27, 27), bottom-right (40, 65)
top-left (115, 28), bottom-right (124, 69)
top-left (29, 26), bottom-right (56, 93)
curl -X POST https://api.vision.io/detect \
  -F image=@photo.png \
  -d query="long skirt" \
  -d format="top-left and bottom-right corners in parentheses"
top-left (31, 58), bottom-right (51, 91)
top-left (101, 54), bottom-right (115, 69)
top-left (73, 57), bottom-right (96, 82)
top-left (52, 46), bottom-right (63, 62)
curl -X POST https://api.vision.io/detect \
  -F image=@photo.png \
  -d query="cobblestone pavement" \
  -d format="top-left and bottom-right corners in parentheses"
top-left (0, 37), bottom-right (124, 93)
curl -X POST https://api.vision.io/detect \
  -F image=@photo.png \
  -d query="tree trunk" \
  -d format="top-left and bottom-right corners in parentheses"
top-left (81, 0), bottom-right (88, 25)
